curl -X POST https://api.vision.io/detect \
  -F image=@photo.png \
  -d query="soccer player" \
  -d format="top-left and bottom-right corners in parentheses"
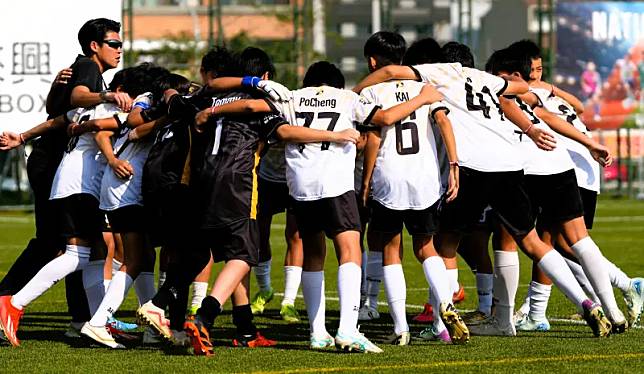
top-left (359, 31), bottom-right (465, 345)
top-left (353, 39), bottom-right (613, 338)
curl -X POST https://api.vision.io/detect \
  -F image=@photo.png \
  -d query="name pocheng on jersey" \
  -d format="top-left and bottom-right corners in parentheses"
top-left (412, 63), bottom-right (525, 172)
top-left (277, 86), bottom-right (379, 201)
top-left (50, 103), bottom-right (126, 201)
top-left (362, 80), bottom-right (442, 210)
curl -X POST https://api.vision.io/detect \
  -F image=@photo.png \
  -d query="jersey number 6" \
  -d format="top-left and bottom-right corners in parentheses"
top-left (395, 111), bottom-right (419, 155)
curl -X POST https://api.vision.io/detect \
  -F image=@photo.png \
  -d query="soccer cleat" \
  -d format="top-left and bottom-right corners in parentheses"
top-left (411, 303), bottom-right (434, 323)
top-left (232, 331), bottom-right (277, 348)
top-left (107, 317), bottom-right (138, 332)
top-left (515, 314), bottom-right (550, 332)
top-left (452, 284), bottom-right (465, 304)
top-left (184, 315), bottom-right (214, 356)
top-left (0, 295), bottom-right (23, 347)
top-left (582, 300), bottom-right (612, 338)
top-left (137, 300), bottom-right (172, 340)
top-left (107, 324), bottom-right (138, 341)
top-left (611, 319), bottom-right (628, 334)
top-left (469, 317), bottom-right (516, 336)
top-left (383, 331), bottom-right (411, 346)
top-left (416, 326), bottom-right (451, 343)
top-left (623, 278), bottom-right (644, 327)
top-left (250, 288), bottom-right (274, 315)
top-left (334, 331), bottom-right (383, 353)
top-left (279, 304), bottom-right (300, 323)
top-left (142, 326), bottom-right (163, 344)
top-left (80, 323), bottom-right (125, 349)
top-left (64, 321), bottom-right (84, 338)
top-left (357, 305), bottom-right (380, 321)
top-left (310, 332), bottom-right (334, 349)
top-left (188, 305), bottom-right (200, 317)
top-left (171, 329), bottom-right (191, 347)
top-left (462, 310), bottom-right (490, 326)
top-left (439, 302), bottom-right (470, 344)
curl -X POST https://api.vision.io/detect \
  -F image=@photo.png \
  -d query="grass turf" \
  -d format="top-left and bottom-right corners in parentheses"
top-left (0, 198), bottom-right (643, 373)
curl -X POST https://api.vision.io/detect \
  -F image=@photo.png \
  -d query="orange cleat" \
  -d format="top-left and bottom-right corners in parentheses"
top-left (184, 316), bottom-right (214, 356)
top-left (0, 295), bottom-right (23, 347)
top-left (411, 303), bottom-right (434, 323)
top-left (232, 331), bottom-right (277, 348)
top-left (452, 284), bottom-right (466, 304)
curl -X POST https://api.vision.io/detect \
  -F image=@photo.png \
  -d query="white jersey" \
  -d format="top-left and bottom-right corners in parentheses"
top-left (100, 93), bottom-right (155, 210)
top-left (50, 103), bottom-right (126, 201)
top-left (413, 63), bottom-right (525, 172)
top-left (361, 80), bottom-right (442, 210)
top-left (533, 88), bottom-right (601, 191)
top-left (514, 91), bottom-right (575, 176)
top-left (276, 86), bottom-right (379, 201)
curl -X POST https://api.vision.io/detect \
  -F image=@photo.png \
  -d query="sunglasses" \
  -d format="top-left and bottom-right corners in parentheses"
top-left (102, 39), bottom-right (123, 49)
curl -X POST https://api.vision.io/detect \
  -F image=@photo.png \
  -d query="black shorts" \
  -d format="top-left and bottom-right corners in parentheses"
top-left (106, 205), bottom-right (148, 233)
top-left (579, 187), bottom-right (598, 229)
top-left (525, 169), bottom-right (584, 227)
top-left (440, 167), bottom-right (534, 237)
top-left (200, 218), bottom-right (260, 266)
top-left (258, 178), bottom-right (291, 217)
top-left (146, 185), bottom-right (198, 247)
top-left (369, 200), bottom-right (439, 236)
top-left (53, 193), bottom-right (103, 240)
top-left (292, 191), bottom-right (361, 238)
top-left (356, 193), bottom-right (371, 231)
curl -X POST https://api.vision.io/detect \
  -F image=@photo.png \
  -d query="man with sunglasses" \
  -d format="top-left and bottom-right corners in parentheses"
top-left (0, 18), bottom-right (132, 342)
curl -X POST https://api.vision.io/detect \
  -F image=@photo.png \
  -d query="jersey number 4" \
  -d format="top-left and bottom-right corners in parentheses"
top-left (465, 78), bottom-right (503, 120)
top-left (395, 111), bottom-right (419, 155)
top-left (296, 111), bottom-right (340, 152)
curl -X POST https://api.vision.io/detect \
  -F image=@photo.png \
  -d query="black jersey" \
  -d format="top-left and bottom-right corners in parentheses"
top-left (196, 90), bottom-right (287, 229)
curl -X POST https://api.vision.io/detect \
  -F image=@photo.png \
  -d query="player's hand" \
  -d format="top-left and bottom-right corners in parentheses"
top-left (109, 159), bottom-right (134, 179)
top-left (360, 186), bottom-right (370, 208)
top-left (333, 128), bottom-right (360, 144)
top-left (589, 142), bottom-right (613, 167)
top-left (445, 163), bottom-right (459, 203)
top-left (0, 132), bottom-right (22, 150)
top-left (419, 84), bottom-right (443, 104)
top-left (54, 68), bottom-right (73, 85)
top-left (526, 126), bottom-right (556, 151)
top-left (106, 92), bottom-right (133, 112)
top-left (195, 108), bottom-right (211, 127)
top-left (257, 80), bottom-right (292, 102)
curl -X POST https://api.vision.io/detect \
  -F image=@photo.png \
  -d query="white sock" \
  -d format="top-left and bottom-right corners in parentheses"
top-left (103, 279), bottom-right (111, 294)
top-left (493, 251), bottom-right (519, 329)
top-left (191, 281), bottom-right (209, 309)
top-left (12, 245), bottom-right (91, 309)
top-left (564, 257), bottom-right (600, 303)
top-left (518, 293), bottom-right (531, 315)
top-left (383, 264), bottom-right (408, 335)
top-left (254, 259), bottom-right (272, 292)
top-left (538, 249), bottom-right (587, 311)
top-left (337, 262), bottom-right (361, 336)
top-left (603, 257), bottom-right (631, 292)
top-left (528, 281), bottom-right (552, 321)
top-left (158, 271), bottom-right (167, 289)
top-left (446, 268), bottom-right (459, 294)
top-left (430, 283), bottom-right (446, 334)
top-left (89, 271), bottom-right (134, 327)
top-left (360, 250), bottom-right (368, 301)
top-left (134, 271), bottom-right (156, 306)
top-left (476, 272), bottom-right (494, 315)
top-left (571, 237), bottom-right (621, 321)
top-left (301, 271), bottom-right (327, 337)
top-left (421, 256), bottom-right (452, 304)
top-left (111, 259), bottom-right (122, 277)
top-left (282, 266), bottom-right (302, 306)
top-left (82, 260), bottom-right (106, 316)
top-left (365, 251), bottom-right (383, 309)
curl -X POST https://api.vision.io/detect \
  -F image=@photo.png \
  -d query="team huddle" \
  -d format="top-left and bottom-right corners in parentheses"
top-left (0, 18), bottom-right (643, 357)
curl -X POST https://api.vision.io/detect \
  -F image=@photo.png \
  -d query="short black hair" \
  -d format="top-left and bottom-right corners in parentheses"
top-left (303, 61), bottom-right (345, 89)
top-left (402, 37), bottom-right (442, 65)
top-left (108, 67), bottom-right (130, 92)
top-left (507, 39), bottom-right (541, 60)
top-left (201, 46), bottom-right (238, 78)
top-left (239, 47), bottom-right (276, 79)
top-left (485, 48), bottom-right (531, 82)
top-left (442, 41), bottom-right (475, 68)
top-left (78, 18), bottom-right (121, 56)
top-left (153, 73), bottom-right (191, 99)
top-left (363, 31), bottom-right (406, 66)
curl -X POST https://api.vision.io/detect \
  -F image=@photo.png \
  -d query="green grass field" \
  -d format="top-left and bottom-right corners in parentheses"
top-left (1, 198), bottom-right (643, 373)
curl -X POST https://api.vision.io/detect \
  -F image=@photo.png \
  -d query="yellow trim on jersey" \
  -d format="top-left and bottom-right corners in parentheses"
top-left (249, 150), bottom-right (261, 220)
top-left (180, 127), bottom-right (192, 186)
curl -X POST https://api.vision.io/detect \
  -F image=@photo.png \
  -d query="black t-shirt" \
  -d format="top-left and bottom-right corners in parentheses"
top-left (195, 90), bottom-right (287, 229)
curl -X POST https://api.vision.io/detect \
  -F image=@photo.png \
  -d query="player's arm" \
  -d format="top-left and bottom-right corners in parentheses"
top-left (360, 131), bottom-right (381, 207)
top-left (195, 99), bottom-right (273, 128)
top-left (499, 74), bottom-right (530, 96)
top-left (207, 76), bottom-right (292, 101)
top-left (67, 117), bottom-right (121, 137)
top-left (0, 115), bottom-right (70, 150)
top-left (128, 116), bottom-right (168, 141)
top-left (71, 85), bottom-right (132, 112)
top-left (433, 110), bottom-right (459, 202)
top-left (45, 68), bottom-right (73, 114)
top-left (534, 107), bottom-right (611, 166)
top-left (276, 125), bottom-right (360, 144)
top-left (552, 86), bottom-right (584, 114)
top-left (352, 65), bottom-right (417, 93)
top-left (94, 131), bottom-right (133, 179)
top-left (370, 84), bottom-right (444, 126)
top-left (499, 96), bottom-right (556, 151)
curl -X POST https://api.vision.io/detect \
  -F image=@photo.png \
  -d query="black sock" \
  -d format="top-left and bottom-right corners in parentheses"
top-left (232, 304), bottom-right (256, 336)
top-left (152, 286), bottom-right (177, 310)
top-left (198, 296), bottom-right (221, 328)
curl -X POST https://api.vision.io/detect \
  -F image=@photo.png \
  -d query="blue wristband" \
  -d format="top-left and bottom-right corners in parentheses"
top-left (241, 76), bottom-right (260, 88)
